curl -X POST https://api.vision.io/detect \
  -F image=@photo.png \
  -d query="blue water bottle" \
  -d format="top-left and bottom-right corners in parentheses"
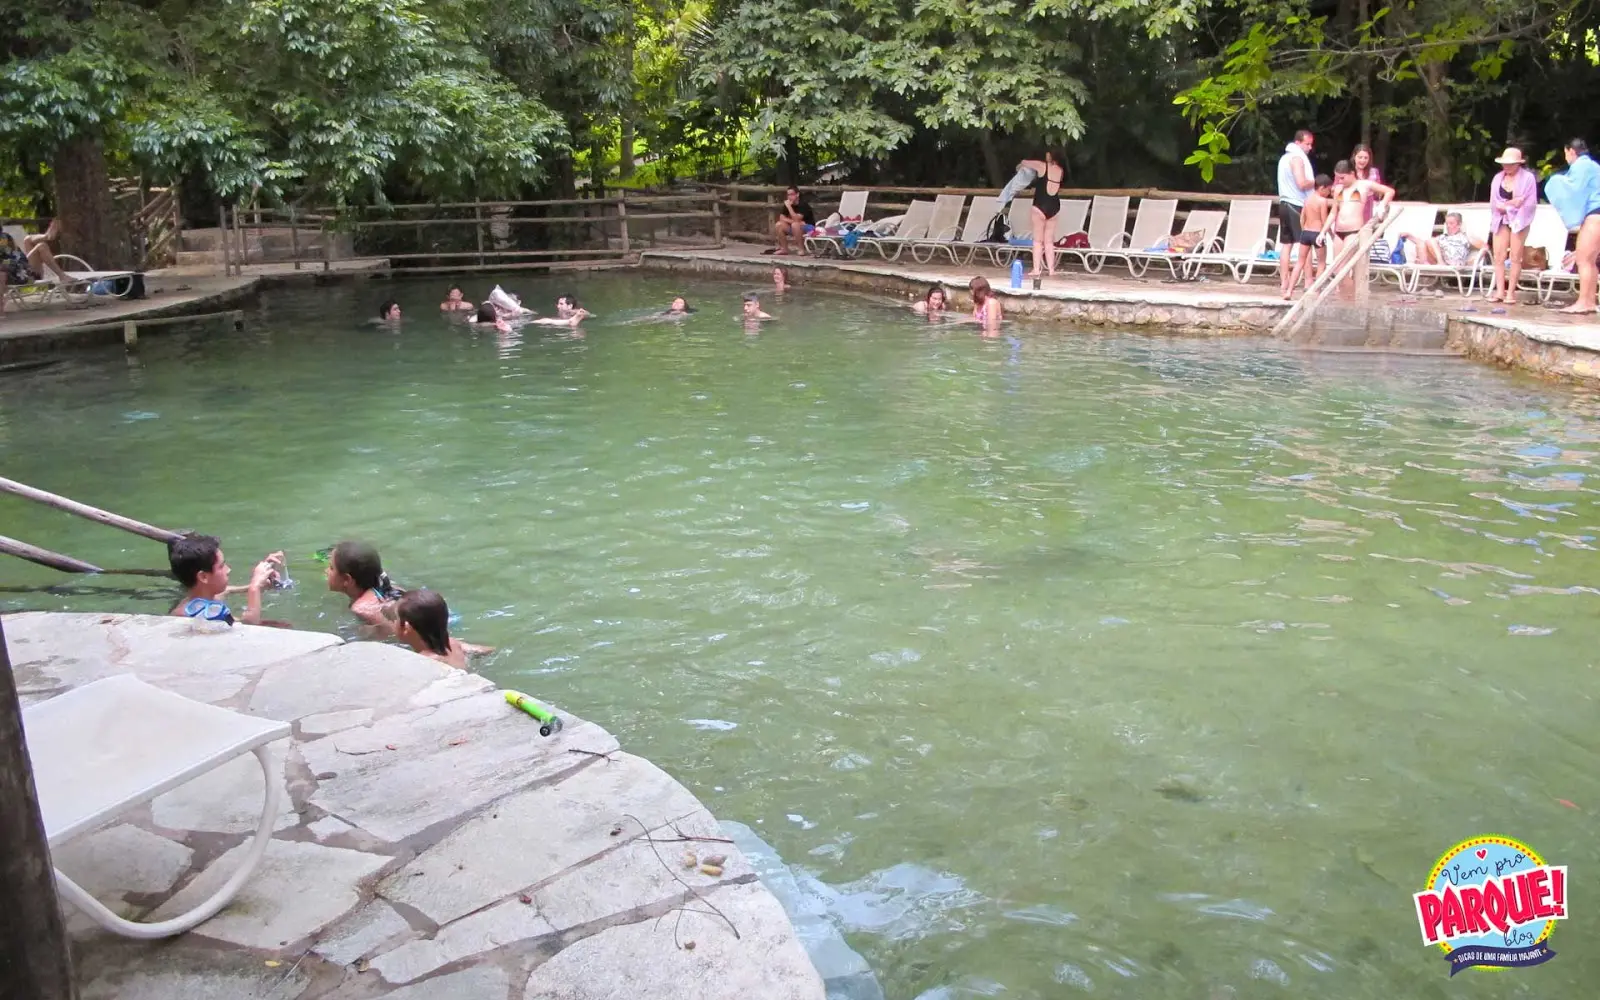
top-left (1010, 259), bottom-right (1024, 290)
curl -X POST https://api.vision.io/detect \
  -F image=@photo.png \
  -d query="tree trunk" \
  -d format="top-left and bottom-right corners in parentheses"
top-left (0, 616), bottom-right (79, 1000)
top-left (619, 33), bottom-right (635, 181)
top-left (777, 136), bottom-right (802, 186)
top-left (1419, 62), bottom-right (1453, 201)
top-left (51, 134), bottom-right (127, 270)
top-left (977, 131), bottom-right (1004, 187)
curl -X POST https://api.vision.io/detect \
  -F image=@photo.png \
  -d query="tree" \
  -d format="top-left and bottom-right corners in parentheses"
top-left (1173, 0), bottom-right (1584, 199)
top-left (0, 0), bottom-right (568, 259)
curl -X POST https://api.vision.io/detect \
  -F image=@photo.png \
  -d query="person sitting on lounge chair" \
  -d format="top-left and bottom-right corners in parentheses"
top-left (0, 221), bottom-right (72, 316)
top-left (1404, 211), bottom-right (1484, 267)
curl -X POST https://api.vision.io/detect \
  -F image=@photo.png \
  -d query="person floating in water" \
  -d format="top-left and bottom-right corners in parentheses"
top-left (527, 293), bottom-right (590, 328)
top-left (378, 300), bottom-right (402, 323)
top-left (662, 296), bottom-right (693, 316)
top-left (911, 284), bottom-right (947, 315)
top-left (440, 286), bottom-right (474, 313)
top-left (395, 589), bottom-right (475, 669)
top-left (324, 540), bottom-right (403, 629)
top-left (742, 292), bottom-right (773, 321)
top-left (168, 532), bottom-right (286, 627)
top-left (773, 268), bottom-right (789, 294)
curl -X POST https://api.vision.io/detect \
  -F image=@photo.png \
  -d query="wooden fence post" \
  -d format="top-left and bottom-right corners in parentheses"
top-left (617, 197), bottom-right (630, 257)
top-left (219, 202), bottom-right (232, 276)
top-left (0, 615), bottom-right (80, 1000)
top-left (712, 195), bottom-right (723, 246)
top-left (289, 203), bottom-right (301, 271)
top-left (474, 203), bottom-right (484, 267)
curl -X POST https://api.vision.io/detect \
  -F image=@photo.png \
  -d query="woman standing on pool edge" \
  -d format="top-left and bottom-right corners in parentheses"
top-left (1018, 150), bottom-right (1066, 279)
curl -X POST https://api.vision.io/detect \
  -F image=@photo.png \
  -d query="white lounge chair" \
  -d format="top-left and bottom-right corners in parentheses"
top-left (949, 196), bottom-right (1005, 266)
top-left (1125, 208), bottom-right (1228, 279)
top-left (803, 191), bottom-right (870, 256)
top-left (1399, 206), bottom-right (1491, 296)
top-left (908, 195), bottom-right (967, 263)
top-left (1059, 195), bottom-right (1130, 272)
top-left (26, 674), bottom-right (289, 939)
top-left (1520, 205), bottom-right (1577, 303)
top-left (1366, 203), bottom-right (1440, 291)
top-left (1090, 198), bottom-right (1177, 275)
top-left (1179, 199), bottom-right (1276, 282)
top-left (856, 199), bottom-right (935, 261)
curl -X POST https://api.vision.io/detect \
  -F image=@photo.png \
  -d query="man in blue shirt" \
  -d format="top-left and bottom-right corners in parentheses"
top-left (1546, 138), bottom-right (1600, 314)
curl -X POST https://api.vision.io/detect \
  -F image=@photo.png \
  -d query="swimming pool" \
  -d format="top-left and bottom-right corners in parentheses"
top-left (3, 272), bottom-right (1596, 997)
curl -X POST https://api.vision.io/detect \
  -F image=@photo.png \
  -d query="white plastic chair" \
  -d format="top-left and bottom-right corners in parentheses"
top-left (1179, 199), bottom-right (1276, 282)
top-left (857, 200), bottom-right (935, 261)
top-left (804, 191), bottom-right (870, 256)
top-left (26, 674), bottom-right (289, 939)
top-left (1059, 195), bottom-right (1131, 272)
top-left (1092, 199), bottom-right (1178, 275)
top-left (1124, 208), bottom-right (1227, 280)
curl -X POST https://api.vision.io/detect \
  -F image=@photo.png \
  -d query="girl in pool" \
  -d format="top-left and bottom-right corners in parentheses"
top-left (325, 541), bottom-right (403, 629)
top-left (773, 268), bottom-right (789, 294)
top-left (969, 277), bottom-right (1003, 330)
top-left (910, 284), bottom-right (947, 315)
top-left (395, 589), bottom-right (470, 669)
top-left (662, 296), bottom-right (694, 316)
top-left (440, 286), bottom-right (474, 312)
top-left (470, 302), bottom-right (511, 332)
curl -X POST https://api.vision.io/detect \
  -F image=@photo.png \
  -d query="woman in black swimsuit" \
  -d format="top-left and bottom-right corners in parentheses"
top-left (1018, 151), bottom-right (1065, 278)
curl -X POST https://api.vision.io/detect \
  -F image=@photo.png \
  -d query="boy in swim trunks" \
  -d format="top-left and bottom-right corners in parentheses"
top-left (1283, 175), bottom-right (1333, 298)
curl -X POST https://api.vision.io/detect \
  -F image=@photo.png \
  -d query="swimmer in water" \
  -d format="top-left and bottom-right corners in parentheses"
top-left (440, 286), bottom-right (474, 313)
top-left (378, 300), bottom-right (401, 323)
top-left (910, 284), bottom-right (947, 315)
top-left (324, 540), bottom-right (403, 631)
top-left (969, 276), bottom-right (1003, 333)
top-left (470, 302), bottom-right (511, 333)
top-left (528, 294), bottom-right (590, 328)
top-left (663, 296), bottom-right (694, 316)
top-left (396, 589), bottom-right (474, 669)
top-left (742, 292), bottom-right (773, 320)
top-left (773, 268), bottom-right (789, 294)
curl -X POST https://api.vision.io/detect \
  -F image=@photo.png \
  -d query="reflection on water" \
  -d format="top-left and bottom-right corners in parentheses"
top-left (3, 273), bottom-right (1599, 998)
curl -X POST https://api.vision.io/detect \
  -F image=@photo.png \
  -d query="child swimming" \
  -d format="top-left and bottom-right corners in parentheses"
top-left (395, 589), bottom-right (471, 669)
top-left (324, 540), bottom-right (403, 629)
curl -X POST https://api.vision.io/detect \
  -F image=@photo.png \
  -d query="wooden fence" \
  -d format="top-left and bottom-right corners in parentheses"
top-left (217, 192), bottom-right (723, 275)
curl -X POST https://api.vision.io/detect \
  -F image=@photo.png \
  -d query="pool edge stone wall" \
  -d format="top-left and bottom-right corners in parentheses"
top-left (4, 611), bottom-right (826, 1000)
top-left (1447, 315), bottom-right (1600, 386)
top-left (638, 252), bottom-right (1286, 335)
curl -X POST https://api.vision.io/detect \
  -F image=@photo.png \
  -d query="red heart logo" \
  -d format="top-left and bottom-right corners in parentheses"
top-left (1475, 849), bottom-right (1488, 860)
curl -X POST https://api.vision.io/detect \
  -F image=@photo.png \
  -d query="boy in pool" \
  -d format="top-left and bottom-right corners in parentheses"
top-left (528, 293), bottom-right (591, 328)
top-left (440, 286), bottom-right (474, 312)
top-left (168, 533), bottom-right (286, 627)
top-left (742, 292), bottom-right (773, 320)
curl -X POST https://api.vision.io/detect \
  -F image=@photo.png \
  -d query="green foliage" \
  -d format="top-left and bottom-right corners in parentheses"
top-left (0, 0), bottom-right (567, 204)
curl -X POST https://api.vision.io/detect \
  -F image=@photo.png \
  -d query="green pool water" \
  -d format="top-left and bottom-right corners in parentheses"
top-left (3, 273), bottom-right (1597, 997)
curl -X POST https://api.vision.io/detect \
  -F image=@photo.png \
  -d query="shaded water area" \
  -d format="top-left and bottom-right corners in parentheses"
top-left (4, 273), bottom-right (1598, 997)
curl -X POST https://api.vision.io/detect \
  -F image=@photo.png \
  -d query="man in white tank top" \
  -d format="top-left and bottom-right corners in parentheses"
top-left (1277, 130), bottom-right (1316, 295)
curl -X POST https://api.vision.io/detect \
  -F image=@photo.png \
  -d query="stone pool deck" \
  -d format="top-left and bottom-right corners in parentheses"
top-left (641, 243), bottom-right (1600, 385)
top-left (0, 259), bottom-right (390, 359)
top-left (4, 611), bottom-right (823, 1000)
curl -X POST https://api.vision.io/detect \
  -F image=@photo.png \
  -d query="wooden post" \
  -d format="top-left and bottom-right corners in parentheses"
top-left (713, 195), bottom-right (723, 246)
top-left (0, 615), bottom-right (80, 1000)
top-left (219, 202), bottom-right (232, 276)
top-left (617, 197), bottom-right (630, 256)
top-left (475, 203), bottom-right (485, 267)
top-left (0, 477), bottom-right (182, 543)
top-left (233, 200), bottom-right (244, 273)
top-left (289, 203), bottom-right (301, 271)
top-left (122, 320), bottom-right (137, 347)
top-left (0, 536), bottom-right (105, 574)
top-left (322, 218), bottom-right (332, 272)
top-left (1352, 253), bottom-right (1370, 302)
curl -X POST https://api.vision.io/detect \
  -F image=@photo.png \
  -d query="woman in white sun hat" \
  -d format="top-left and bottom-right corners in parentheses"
top-left (1486, 146), bottom-right (1538, 304)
